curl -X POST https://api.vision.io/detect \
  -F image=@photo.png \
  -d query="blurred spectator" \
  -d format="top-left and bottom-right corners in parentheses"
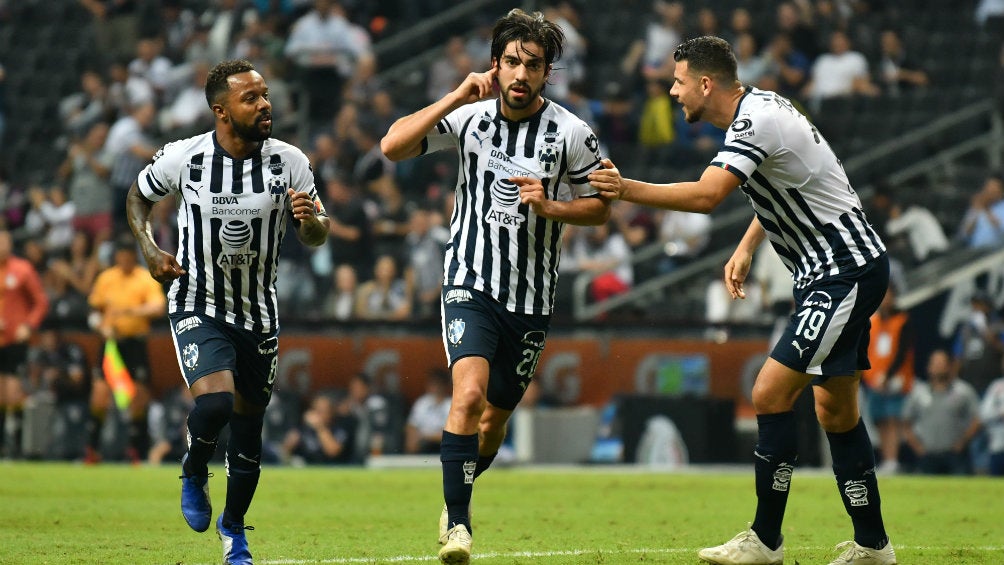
top-left (862, 287), bottom-right (915, 474)
top-left (281, 393), bottom-right (357, 465)
top-left (426, 36), bottom-right (472, 105)
top-left (285, 0), bottom-right (371, 126)
top-left (200, 0), bottom-right (260, 65)
top-left (47, 232), bottom-right (100, 317)
top-left (952, 290), bottom-right (1004, 397)
top-left (735, 32), bottom-right (770, 86)
top-left (127, 37), bottom-right (174, 101)
top-left (158, 61), bottom-right (213, 138)
top-left (802, 30), bottom-right (880, 110)
top-left (609, 201), bottom-right (659, 283)
top-left (563, 223), bottom-right (633, 304)
top-left (775, 1), bottom-right (818, 60)
top-left (656, 209), bottom-right (711, 274)
top-left (105, 102), bottom-right (158, 236)
top-left (694, 7), bottom-right (722, 38)
top-left (760, 33), bottom-right (811, 100)
top-left (147, 382), bottom-right (194, 465)
top-left (902, 349), bottom-right (982, 475)
top-left (404, 369), bottom-right (451, 455)
top-left (621, 1), bottom-right (685, 83)
top-left (106, 58), bottom-right (155, 114)
top-left (637, 78), bottom-right (676, 150)
top-left (0, 61), bottom-right (5, 152)
top-left (87, 239), bottom-right (166, 464)
top-left (0, 228), bottom-right (49, 458)
top-left (367, 179), bottom-right (410, 262)
top-left (27, 321), bottom-right (90, 460)
top-left (325, 175), bottom-right (373, 281)
top-left (323, 263), bottom-right (360, 321)
top-left (309, 133), bottom-right (347, 186)
top-left (160, 0), bottom-right (199, 62)
top-left (78, 0), bottom-right (140, 63)
top-left (882, 188), bottom-right (949, 265)
top-left (724, 7), bottom-right (761, 53)
top-left (344, 372), bottom-right (391, 460)
top-left (542, 1), bottom-right (587, 104)
top-left (23, 186), bottom-right (76, 256)
top-left (58, 70), bottom-right (112, 139)
top-left (876, 28), bottom-right (929, 96)
top-left (402, 207), bottom-right (446, 320)
top-left (980, 370), bottom-right (1004, 475)
top-left (959, 173), bottom-right (1004, 248)
top-left (57, 122), bottom-right (114, 250)
top-left (354, 254), bottom-right (411, 321)
top-left (672, 109), bottom-right (726, 159)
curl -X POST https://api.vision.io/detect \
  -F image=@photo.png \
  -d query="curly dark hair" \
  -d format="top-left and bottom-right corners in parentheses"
top-left (490, 8), bottom-right (565, 70)
top-left (673, 36), bottom-right (738, 84)
top-left (204, 59), bottom-right (256, 107)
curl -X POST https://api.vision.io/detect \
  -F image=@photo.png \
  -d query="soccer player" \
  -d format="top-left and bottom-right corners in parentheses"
top-left (381, 9), bottom-right (610, 564)
top-left (588, 36), bottom-right (897, 565)
top-left (126, 59), bottom-right (329, 565)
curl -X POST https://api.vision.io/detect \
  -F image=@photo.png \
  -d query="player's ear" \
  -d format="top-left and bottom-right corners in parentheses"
top-left (212, 103), bottom-right (228, 122)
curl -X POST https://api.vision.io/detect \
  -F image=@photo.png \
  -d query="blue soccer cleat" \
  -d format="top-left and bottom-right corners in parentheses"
top-left (179, 453), bottom-right (212, 532)
top-left (217, 513), bottom-right (255, 565)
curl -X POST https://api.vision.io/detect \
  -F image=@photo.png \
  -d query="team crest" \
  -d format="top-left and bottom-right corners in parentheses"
top-left (182, 343), bottom-right (199, 370)
top-left (447, 318), bottom-right (466, 345)
top-left (538, 144), bottom-right (558, 173)
top-left (269, 177), bottom-right (286, 204)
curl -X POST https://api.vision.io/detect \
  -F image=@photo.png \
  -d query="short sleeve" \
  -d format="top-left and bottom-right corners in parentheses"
top-left (710, 112), bottom-right (781, 184)
top-left (562, 118), bottom-right (603, 197)
top-left (288, 148), bottom-right (328, 219)
top-left (421, 104), bottom-right (478, 156)
top-left (137, 142), bottom-right (183, 202)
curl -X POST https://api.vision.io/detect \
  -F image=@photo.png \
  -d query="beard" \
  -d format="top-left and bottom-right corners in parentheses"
top-left (502, 81), bottom-right (542, 111)
top-left (232, 113), bottom-right (272, 142)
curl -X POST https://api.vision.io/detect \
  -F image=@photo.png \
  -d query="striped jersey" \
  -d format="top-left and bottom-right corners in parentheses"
top-left (137, 132), bottom-right (326, 333)
top-left (423, 98), bottom-right (603, 315)
top-left (712, 86), bottom-right (885, 289)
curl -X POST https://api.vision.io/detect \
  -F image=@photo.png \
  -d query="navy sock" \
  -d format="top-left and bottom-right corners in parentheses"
top-left (183, 392), bottom-right (233, 477)
top-left (473, 452), bottom-right (497, 479)
top-left (751, 411), bottom-right (798, 551)
top-left (441, 431), bottom-right (479, 533)
top-left (827, 419), bottom-right (888, 550)
top-left (223, 412), bottom-right (264, 528)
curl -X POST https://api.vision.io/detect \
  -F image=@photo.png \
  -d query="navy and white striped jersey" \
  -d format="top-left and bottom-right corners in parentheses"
top-left (137, 132), bottom-right (326, 333)
top-left (712, 86), bottom-right (885, 289)
top-left (423, 98), bottom-right (603, 315)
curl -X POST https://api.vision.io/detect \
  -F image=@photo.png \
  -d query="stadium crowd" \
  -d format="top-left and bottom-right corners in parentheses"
top-left (0, 0), bottom-right (1003, 476)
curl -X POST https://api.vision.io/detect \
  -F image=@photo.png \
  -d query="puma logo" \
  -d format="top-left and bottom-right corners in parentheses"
top-left (792, 340), bottom-right (809, 358)
top-left (470, 130), bottom-right (488, 147)
top-left (185, 183), bottom-right (201, 195)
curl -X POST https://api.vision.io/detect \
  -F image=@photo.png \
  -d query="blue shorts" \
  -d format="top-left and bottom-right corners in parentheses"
top-left (168, 312), bottom-right (279, 407)
top-left (771, 255), bottom-right (889, 381)
top-left (441, 286), bottom-right (550, 411)
top-left (867, 390), bottom-right (906, 422)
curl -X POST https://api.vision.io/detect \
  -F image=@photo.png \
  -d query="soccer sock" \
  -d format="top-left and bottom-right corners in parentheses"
top-left (87, 409), bottom-right (104, 451)
top-left (183, 392), bottom-right (233, 477)
top-left (473, 451), bottom-right (497, 479)
top-left (751, 411), bottom-right (798, 551)
top-left (441, 431), bottom-right (479, 534)
top-left (223, 412), bottom-right (264, 528)
top-left (129, 415), bottom-right (150, 457)
top-left (827, 418), bottom-right (888, 550)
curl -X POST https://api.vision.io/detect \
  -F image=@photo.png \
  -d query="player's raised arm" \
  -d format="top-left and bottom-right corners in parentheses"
top-left (126, 182), bottom-right (185, 283)
top-left (589, 159), bottom-right (741, 214)
top-left (380, 67), bottom-right (498, 161)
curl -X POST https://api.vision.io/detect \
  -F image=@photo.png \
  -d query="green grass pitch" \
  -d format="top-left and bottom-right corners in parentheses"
top-left (1, 462), bottom-right (1001, 564)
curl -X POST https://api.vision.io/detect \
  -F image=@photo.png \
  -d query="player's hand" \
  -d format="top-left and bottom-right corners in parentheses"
top-left (511, 176), bottom-right (548, 214)
top-left (288, 188), bottom-right (318, 222)
top-left (588, 159), bottom-right (625, 200)
top-left (724, 248), bottom-right (753, 300)
top-left (454, 67), bottom-right (498, 105)
top-left (145, 248), bottom-right (186, 283)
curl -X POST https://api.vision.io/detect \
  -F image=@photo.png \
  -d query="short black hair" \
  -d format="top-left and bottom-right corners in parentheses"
top-left (490, 8), bottom-right (565, 69)
top-left (673, 35), bottom-right (738, 84)
top-left (205, 59), bottom-right (256, 107)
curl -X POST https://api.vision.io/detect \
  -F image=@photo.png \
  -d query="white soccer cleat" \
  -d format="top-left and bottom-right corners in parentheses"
top-left (698, 525), bottom-right (783, 565)
top-left (827, 540), bottom-right (897, 565)
top-left (438, 524), bottom-right (472, 565)
top-left (439, 503), bottom-right (472, 544)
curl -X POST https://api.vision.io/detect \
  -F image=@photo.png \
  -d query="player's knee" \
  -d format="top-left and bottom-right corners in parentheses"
top-left (193, 391), bottom-right (234, 431)
top-left (452, 387), bottom-right (487, 420)
top-left (815, 401), bottom-right (858, 433)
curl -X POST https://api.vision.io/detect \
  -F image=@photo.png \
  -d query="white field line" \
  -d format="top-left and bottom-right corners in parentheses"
top-left (184, 545), bottom-right (1004, 565)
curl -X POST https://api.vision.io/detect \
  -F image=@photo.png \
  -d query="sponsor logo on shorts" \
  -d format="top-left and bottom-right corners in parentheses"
top-left (445, 289), bottom-right (473, 304)
top-left (772, 463), bottom-right (794, 492)
top-left (802, 290), bottom-right (833, 310)
top-left (182, 343), bottom-right (199, 370)
top-left (521, 330), bottom-right (547, 349)
top-left (176, 316), bottom-right (202, 335)
top-left (448, 318), bottom-right (466, 345)
top-left (791, 340), bottom-right (809, 358)
top-left (843, 480), bottom-right (869, 506)
top-left (258, 336), bottom-right (278, 356)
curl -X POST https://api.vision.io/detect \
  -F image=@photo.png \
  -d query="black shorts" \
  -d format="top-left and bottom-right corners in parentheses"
top-left (0, 343), bottom-right (28, 375)
top-left (169, 313), bottom-right (279, 408)
top-left (441, 286), bottom-right (550, 411)
top-left (99, 337), bottom-right (152, 384)
top-left (771, 255), bottom-right (889, 381)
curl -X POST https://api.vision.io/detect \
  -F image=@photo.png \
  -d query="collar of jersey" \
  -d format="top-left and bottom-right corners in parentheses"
top-left (733, 85), bottom-right (753, 122)
top-left (495, 97), bottom-right (550, 124)
top-left (212, 131), bottom-right (264, 161)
